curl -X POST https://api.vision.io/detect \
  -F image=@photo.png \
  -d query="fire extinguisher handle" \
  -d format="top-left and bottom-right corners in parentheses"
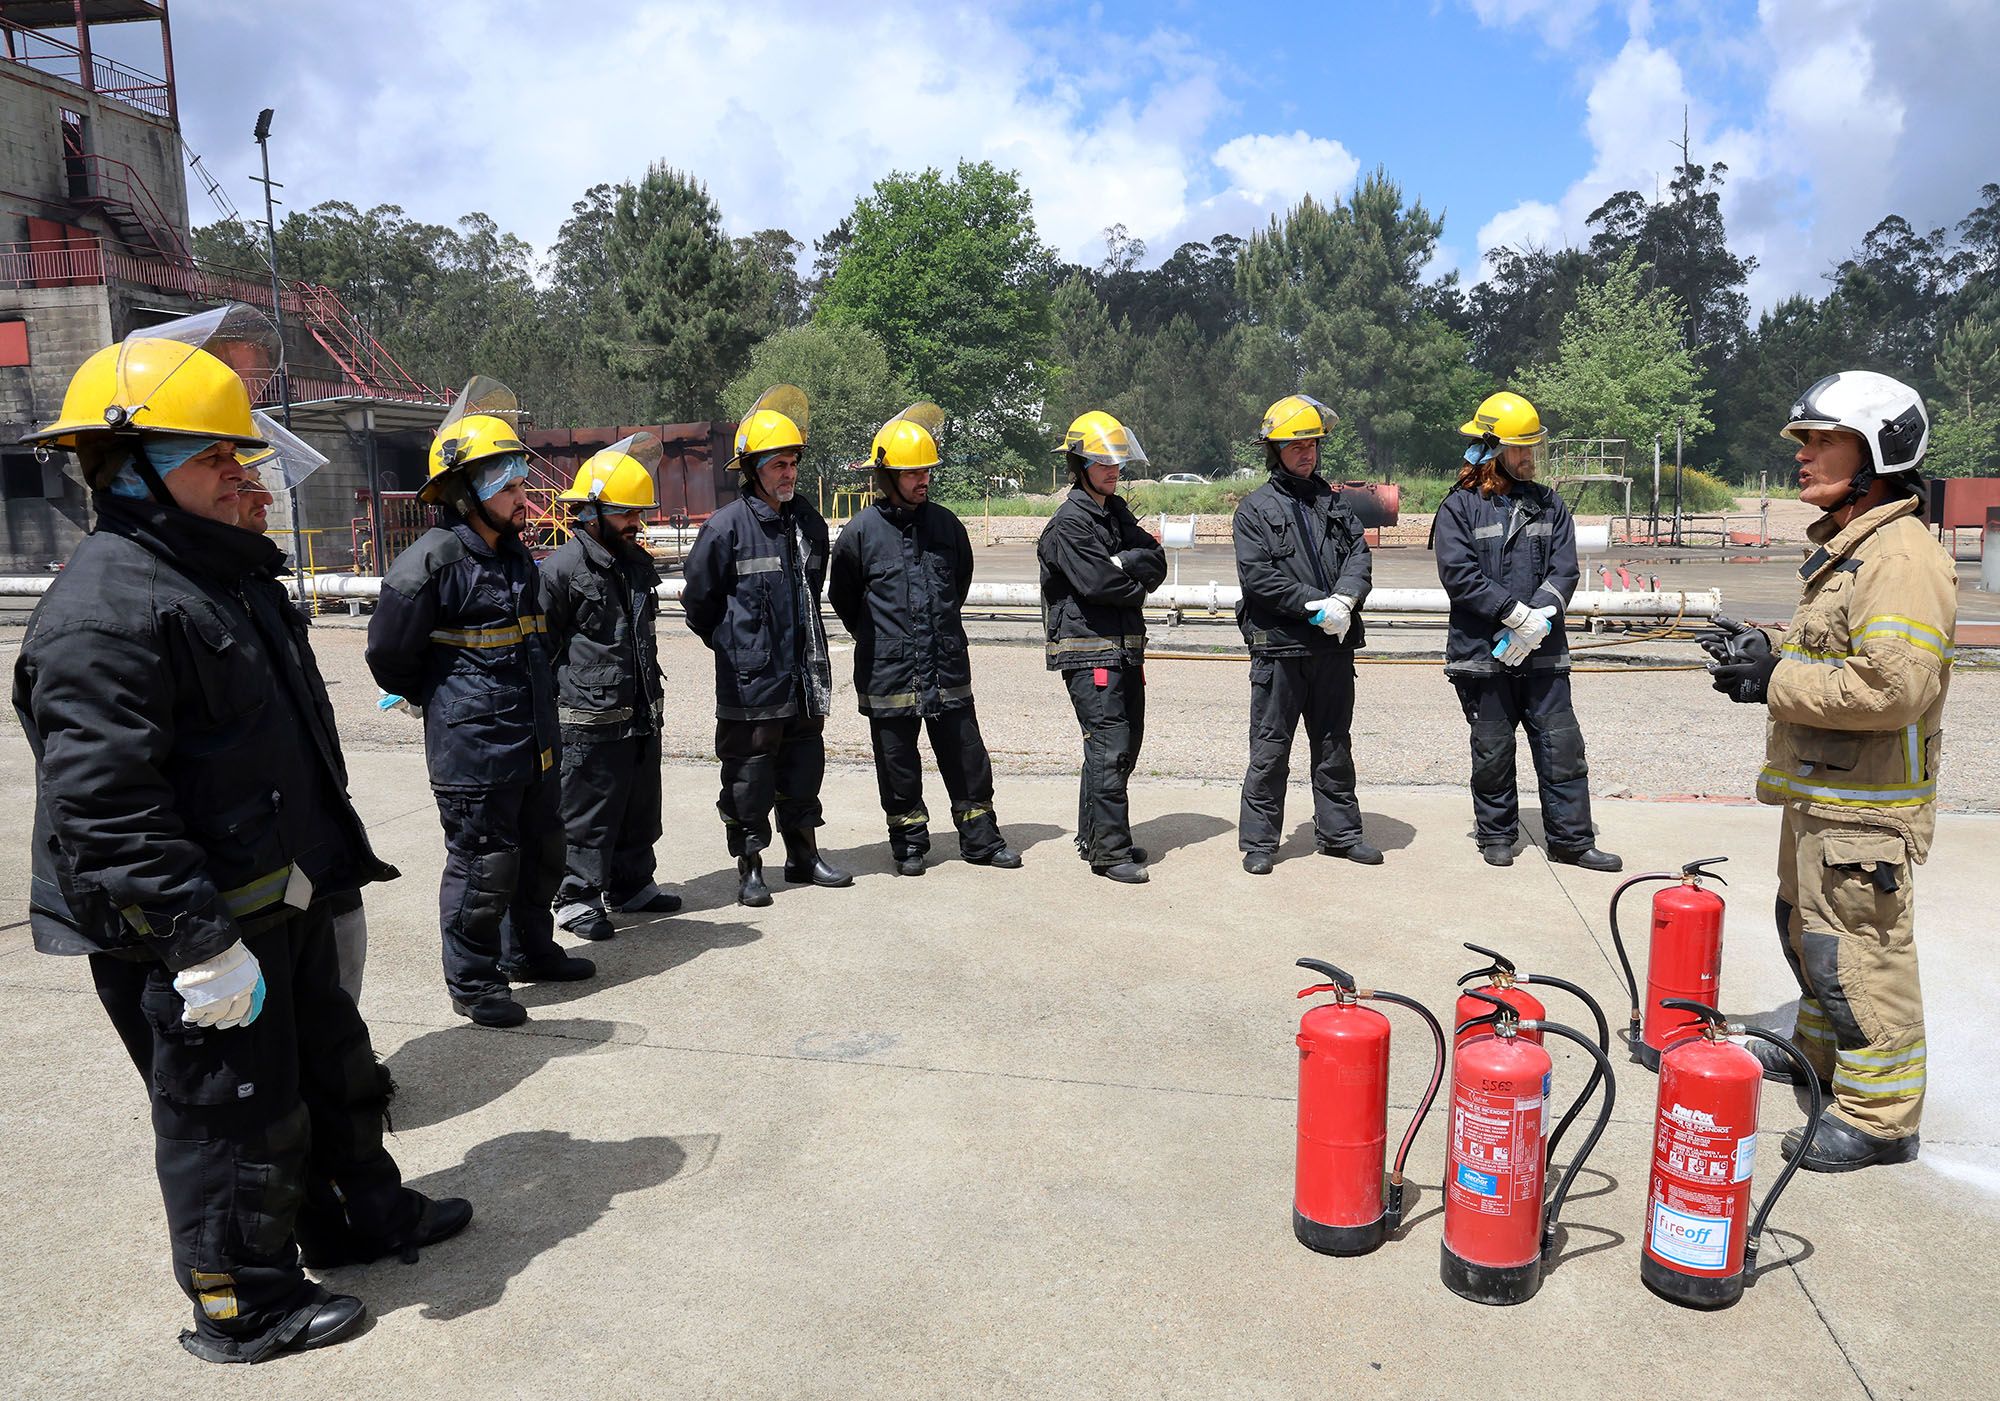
top-left (1460, 941), bottom-right (1515, 975)
top-left (1734, 1026), bottom-right (1827, 1285)
top-left (1360, 989), bottom-right (1447, 1229)
top-left (1681, 856), bottom-right (1730, 885)
top-left (1533, 1019), bottom-right (1617, 1261)
top-left (1294, 957), bottom-right (1354, 991)
top-left (1607, 872), bottom-right (1678, 1029)
top-left (1520, 973), bottom-right (1612, 1168)
top-left (1658, 997), bottom-right (1726, 1027)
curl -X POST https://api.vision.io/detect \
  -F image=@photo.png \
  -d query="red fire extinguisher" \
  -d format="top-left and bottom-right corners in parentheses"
top-left (1441, 990), bottom-right (1615, 1305)
top-left (1454, 943), bottom-right (1610, 1173)
top-left (1643, 998), bottom-right (1827, 1308)
top-left (1610, 857), bottom-right (1729, 1070)
top-left (1293, 957), bottom-right (1446, 1256)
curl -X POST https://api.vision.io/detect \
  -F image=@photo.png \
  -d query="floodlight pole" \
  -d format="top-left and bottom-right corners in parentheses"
top-left (252, 108), bottom-right (307, 606)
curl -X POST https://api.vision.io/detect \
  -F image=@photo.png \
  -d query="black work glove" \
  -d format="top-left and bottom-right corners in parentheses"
top-left (1699, 616), bottom-right (1775, 701)
top-left (1711, 650), bottom-right (1779, 704)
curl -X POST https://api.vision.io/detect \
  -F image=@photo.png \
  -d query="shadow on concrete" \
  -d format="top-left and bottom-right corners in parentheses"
top-left (320, 1128), bottom-right (710, 1321)
top-left (1546, 1220), bottom-right (1625, 1270)
top-left (384, 1017), bottom-right (647, 1131)
top-left (526, 915), bottom-right (761, 1007)
top-left (1131, 811), bottom-right (1231, 865)
top-left (999, 821), bottom-right (1069, 859)
top-left (1749, 1227), bottom-right (1816, 1280)
top-left (1274, 810), bottom-right (1418, 860)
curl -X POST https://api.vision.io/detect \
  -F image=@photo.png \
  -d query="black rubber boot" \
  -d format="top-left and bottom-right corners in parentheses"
top-left (179, 1291), bottom-right (367, 1363)
top-left (1095, 861), bottom-right (1149, 885)
top-left (1782, 1117), bottom-right (1919, 1173)
top-left (894, 854), bottom-right (926, 877)
top-left (737, 855), bottom-right (773, 908)
top-left (452, 995), bottom-right (527, 1028)
top-left (967, 846), bottom-right (1023, 869)
top-left (299, 1190), bottom-right (474, 1269)
top-left (1746, 1035), bottom-right (1830, 1087)
top-left (1243, 851), bottom-right (1274, 875)
top-left (782, 831), bottom-right (853, 887)
top-left (1482, 844), bottom-right (1515, 867)
top-left (1550, 846), bottom-right (1623, 873)
top-left (1317, 840), bottom-right (1384, 865)
top-left (499, 952), bottom-right (595, 982)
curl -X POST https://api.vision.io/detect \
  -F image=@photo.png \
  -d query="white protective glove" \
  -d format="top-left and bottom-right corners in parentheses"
top-left (1305, 596), bottom-right (1340, 630)
top-left (1317, 595), bottom-right (1355, 641)
top-left (173, 942), bottom-right (267, 1030)
top-left (378, 690), bottom-right (423, 719)
top-left (1494, 605), bottom-right (1557, 667)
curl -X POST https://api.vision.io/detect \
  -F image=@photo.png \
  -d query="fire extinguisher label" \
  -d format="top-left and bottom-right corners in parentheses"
top-left (1455, 1163), bottom-right (1500, 1197)
top-left (1650, 1202), bottom-right (1731, 1270)
top-left (1735, 1132), bottom-right (1757, 1183)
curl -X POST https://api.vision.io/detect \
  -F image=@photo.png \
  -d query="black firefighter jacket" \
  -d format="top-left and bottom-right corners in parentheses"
top-left (365, 519), bottom-right (560, 790)
top-left (539, 527), bottom-right (663, 742)
top-left (828, 499), bottom-right (975, 717)
top-left (1037, 488), bottom-right (1167, 671)
top-left (1432, 480), bottom-right (1581, 678)
top-left (1232, 470), bottom-right (1374, 657)
top-left (14, 495), bottom-right (393, 968)
top-left (682, 486), bottom-right (832, 722)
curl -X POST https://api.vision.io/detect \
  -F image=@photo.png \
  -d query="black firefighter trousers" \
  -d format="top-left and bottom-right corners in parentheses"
top-left (715, 712), bottom-right (826, 857)
top-left (434, 774), bottom-right (565, 1003)
top-left (89, 903), bottom-right (409, 1361)
top-left (556, 729), bottom-right (664, 910)
top-left (868, 705), bottom-right (1006, 861)
top-left (1451, 672), bottom-right (1597, 854)
top-left (1063, 664), bottom-right (1145, 868)
top-left (1239, 651), bottom-right (1363, 855)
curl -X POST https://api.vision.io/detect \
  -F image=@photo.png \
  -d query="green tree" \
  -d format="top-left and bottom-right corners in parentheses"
top-left (735, 228), bottom-right (807, 339)
top-left (1713, 293), bottom-right (1868, 482)
top-left (1929, 314), bottom-right (2000, 477)
top-left (1235, 171), bottom-right (1478, 473)
top-left (817, 160), bottom-right (1059, 460)
top-left (1464, 243), bottom-right (1593, 379)
top-left (1518, 250), bottom-right (1713, 452)
top-left (603, 163), bottom-right (757, 420)
top-left (722, 322), bottom-right (914, 498)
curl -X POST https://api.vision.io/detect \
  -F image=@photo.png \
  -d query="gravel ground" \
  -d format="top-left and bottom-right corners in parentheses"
top-left (300, 616), bottom-right (1999, 813)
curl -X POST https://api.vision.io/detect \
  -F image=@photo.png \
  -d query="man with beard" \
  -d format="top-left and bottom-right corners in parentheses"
top-left (367, 379), bottom-right (595, 1027)
top-left (1434, 391), bottom-right (1620, 872)
top-left (684, 384), bottom-right (849, 907)
top-left (829, 403), bottom-right (1021, 875)
top-left (540, 434), bottom-right (679, 941)
top-left (1232, 394), bottom-right (1379, 875)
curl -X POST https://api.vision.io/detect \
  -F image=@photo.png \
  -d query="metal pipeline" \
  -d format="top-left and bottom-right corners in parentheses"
top-left (0, 574), bottom-right (1726, 620)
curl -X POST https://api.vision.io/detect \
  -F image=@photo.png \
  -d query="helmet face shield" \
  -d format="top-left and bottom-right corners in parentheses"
top-left (241, 410), bottom-right (329, 493)
top-left (1260, 394), bottom-right (1335, 442)
top-left (113, 304), bottom-right (281, 430)
top-left (1061, 411), bottom-right (1147, 468)
top-left (567, 432), bottom-right (663, 510)
top-left (872, 401), bottom-right (946, 470)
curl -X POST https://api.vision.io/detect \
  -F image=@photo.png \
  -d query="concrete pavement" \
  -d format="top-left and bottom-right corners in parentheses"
top-left (1, 740), bottom-right (1993, 1399)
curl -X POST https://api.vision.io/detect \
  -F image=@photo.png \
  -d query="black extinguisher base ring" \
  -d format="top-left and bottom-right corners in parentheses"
top-left (1440, 1243), bottom-right (1543, 1306)
top-left (1641, 1252), bottom-right (1744, 1310)
top-left (1293, 1208), bottom-right (1387, 1257)
top-left (1633, 1040), bottom-right (1662, 1073)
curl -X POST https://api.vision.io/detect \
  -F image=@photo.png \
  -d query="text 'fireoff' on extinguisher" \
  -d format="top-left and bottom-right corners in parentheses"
top-left (1610, 857), bottom-right (1729, 1071)
top-left (1441, 989), bottom-right (1616, 1305)
top-left (1642, 998), bottom-right (1827, 1309)
top-left (1292, 957), bottom-right (1447, 1257)
top-left (1454, 942), bottom-right (1611, 1175)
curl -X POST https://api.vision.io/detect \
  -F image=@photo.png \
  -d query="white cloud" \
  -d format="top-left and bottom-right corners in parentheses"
top-left (1464, 0), bottom-right (1609, 46)
top-left (171, 0), bottom-right (1232, 265)
top-left (1211, 131), bottom-right (1360, 206)
top-left (1465, 0), bottom-right (2000, 309)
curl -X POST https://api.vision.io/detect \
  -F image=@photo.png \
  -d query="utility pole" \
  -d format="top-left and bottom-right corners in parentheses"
top-left (251, 108), bottom-right (307, 607)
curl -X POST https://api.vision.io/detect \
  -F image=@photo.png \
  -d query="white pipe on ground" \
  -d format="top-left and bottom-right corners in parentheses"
top-left (0, 574), bottom-right (1723, 618)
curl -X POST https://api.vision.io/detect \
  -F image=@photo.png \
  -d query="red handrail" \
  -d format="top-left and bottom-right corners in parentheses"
top-left (69, 153), bottom-right (189, 260)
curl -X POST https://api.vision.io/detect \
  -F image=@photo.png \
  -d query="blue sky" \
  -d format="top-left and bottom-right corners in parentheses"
top-left (122, 1), bottom-right (2000, 309)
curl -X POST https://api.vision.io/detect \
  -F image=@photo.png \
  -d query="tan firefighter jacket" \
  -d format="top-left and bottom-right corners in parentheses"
top-left (1757, 495), bottom-right (1957, 860)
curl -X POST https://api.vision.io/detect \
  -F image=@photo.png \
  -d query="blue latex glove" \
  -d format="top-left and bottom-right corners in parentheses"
top-left (377, 691), bottom-right (422, 718)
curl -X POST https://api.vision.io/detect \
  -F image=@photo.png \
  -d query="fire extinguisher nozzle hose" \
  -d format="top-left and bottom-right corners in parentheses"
top-left (1737, 1026), bottom-right (1828, 1280)
top-left (1520, 972), bottom-right (1613, 1170)
top-left (1534, 1019), bottom-right (1618, 1261)
top-left (1361, 989), bottom-right (1448, 1192)
top-left (1608, 872), bottom-right (1677, 1032)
